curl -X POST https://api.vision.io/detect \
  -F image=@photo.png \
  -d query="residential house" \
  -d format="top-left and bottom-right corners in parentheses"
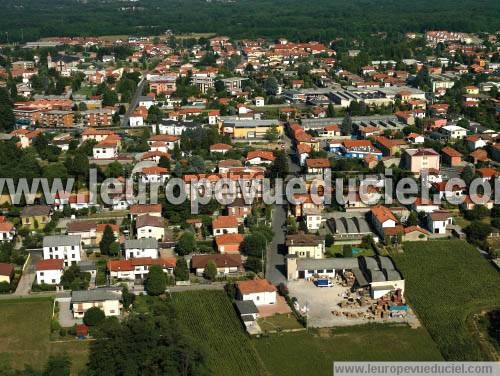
top-left (237, 279), bottom-right (277, 306)
top-left (124, 238), bottom-right (159, 259)
top-left (306, 158), bottom-right (330, 178)
top-left (43, 235), bottom-right (82, 266)
top-left (286, 233), bottom-right (325, 259)
top-left (136, 214), bottom-right (165, 241)
top-left (190, 254), bottom-right (242, 277)
top-left (35, 259), bottom-right (64, 285)
top-left (441, 146), bottom-right (463, 166)
top-left (246, 150), bottom-right (275, 166)
top-left (107, 257), bottom-right (176, 281)
top-left (130, 204), bottom-right (162, 220)
top-left (370, 205), bottom-right (397, 237)
top-left (402, 226), bottom-right (430, 241)
top-left (410, 198), bottom-right (440, 213)
top-left (210, 143), bottom-right (233, 155)
top-left (226, 198), bottom-right (251, 221)
top-left (440, 125), bottom-right (467, 139)
top-left (215, 233), bottom-right (244, 254)
top-left (71, 289), bottom-right (122, 318)
top-left (406, 133), bottom-right (425, 144)
top-left (212, 215), bottom-right (239, 236)
top-left (341, 140), bottom-right (382, 160)
top-left (139, 166), bottom-right (170, 184)
top-left (0, 216), bottom-right (15, 242)
top-left (67, 220), bottom-right (97, 246)
top-left (375, 136), bottom-right (407, 157)
top-left (427, 211), bottom-right (453, 234)
top-left (21, 205), bottom-right (51, 230)
top-left (92, 135), bottom-right (120, 159)
top-left (466, 135), bottom-right (488, 150)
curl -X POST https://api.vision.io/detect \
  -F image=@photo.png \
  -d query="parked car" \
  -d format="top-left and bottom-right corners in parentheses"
top-left (315, 279), bottom-right (333, 287)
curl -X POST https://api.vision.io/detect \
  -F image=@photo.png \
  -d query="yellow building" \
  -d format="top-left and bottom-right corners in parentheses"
top-left (20, 205), bottom-right (51, 230)
top-left (222, 119), bottom-right (283, 139)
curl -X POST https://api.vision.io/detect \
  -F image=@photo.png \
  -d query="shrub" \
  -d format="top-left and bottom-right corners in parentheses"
top-left (83, 307), bottom-right (105, 326)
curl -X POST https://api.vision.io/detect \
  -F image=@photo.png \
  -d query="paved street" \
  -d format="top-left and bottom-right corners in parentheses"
top-left (121, 77), bottom-right (147, 127)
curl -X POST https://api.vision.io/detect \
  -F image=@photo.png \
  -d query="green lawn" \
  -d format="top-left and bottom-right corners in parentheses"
top-left (258, 314), bottom-right (303, 332)
top-left (0, 297), bottom-right (88, 375)
top-left (254, 325), bottom-right (443, 376)
top-left (393, 240), bottom-right (500, 360)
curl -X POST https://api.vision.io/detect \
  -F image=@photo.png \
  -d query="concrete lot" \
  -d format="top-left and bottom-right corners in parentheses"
top-left (257, 295), bottom-right (291, 318)
top-left (287, 279), bottom-right (419, 328)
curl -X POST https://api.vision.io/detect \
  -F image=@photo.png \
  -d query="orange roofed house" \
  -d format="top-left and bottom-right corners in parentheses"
top-left (215, 233), bottom-right (244, 254)
top-left (237, 279), bottom-right (277, 306)
top-left (212, 215), bottom-right (239, 236)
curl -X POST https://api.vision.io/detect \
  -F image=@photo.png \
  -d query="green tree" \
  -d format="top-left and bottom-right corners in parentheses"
top-left (175, 231), bottom-right (196, 256)
top-left (99, 225), bottom-right (116, 256)
top-left (145, 265), bottom-right (167, 296)
top-left (406, 211), bottom-right (419, 226)
top-left (341, 113), bottom-right (352, 136)
top-left (343, 244), bottom-right (353, 257)
top-left (43, 354), bottom-right (71, 376)
top-left (203, 260), bottom-right (217, 281)
top-left (264, 125), bottom-right (279, 142)
top-left (327, 103), bottom-right (336, 117)
top-left (84, 307), bottom-right (105, 326)
top-left (241, 232), bottom-right (267, 257)
top-left (264, 77), bottom-right (279, 95)
top-left (267, 150), bottom-right (288, 179)
top-left (174, 258), bottom-right (189, 281)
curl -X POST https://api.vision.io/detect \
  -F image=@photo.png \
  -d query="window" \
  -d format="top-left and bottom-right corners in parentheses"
top-left (40, 272), bottom-right (44, 276)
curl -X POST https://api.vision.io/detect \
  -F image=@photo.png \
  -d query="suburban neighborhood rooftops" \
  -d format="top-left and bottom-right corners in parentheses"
top-left (21, 205), bottom-right (51, 217)
top-left (237, 279), bottom-right (276, 294)
top-left (71, 289), bottom-right (121, 303)
top-left (36, 259), bottom-right (64, 271)
top-left (286, 233), bottom-right (323, 246)
top-left (234, 300), bottom-right (259, 315)
top-left (124, 238), bottom-right (158, 249)
top-left (43, 235), bottom-right (81, 248)
top-left (190, 254), bottom-right (242, 269)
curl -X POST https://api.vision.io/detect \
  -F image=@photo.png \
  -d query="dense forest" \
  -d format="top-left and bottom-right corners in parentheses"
top-left (0, 0), bottom-right (499, 43)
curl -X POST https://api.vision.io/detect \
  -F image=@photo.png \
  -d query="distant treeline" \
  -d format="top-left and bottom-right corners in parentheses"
top-left (0, 0), bottom-right (499, 44)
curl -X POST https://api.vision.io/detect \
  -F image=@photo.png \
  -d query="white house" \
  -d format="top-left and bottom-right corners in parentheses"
top-left (71, 289), bottom-right (122, 318)
top-left (246, 150), bottom-right (275, 166)
top-left (43, 235), bottom-right (82, 266)
top-left (304, 208), bottom-right (322, 231)
top-left (139, 166), bottom-right (170, 184)
top-left (92, 136), bottom-right (119, 159)
top-left (191, 254), bottom-right (242, 277)
top-left (440, 125), bottom-right (467, 139)
top-left (124, 238), bottom-right (159, 259)
top-left (35, 259), bottom-right (64, 285)
top-left (466, 135), bottom-right (488, 150)
top-left (370, 205), bottom-right (397, 237)
top-left (254, 97), bottom-right (265, 107)
top-left (212, 216), bottom-right (239, 236)
top-left (237, 279), bottom-right (277, 306)
top-left (129, 115), bottom-right (144, 127)
top-left (136, 214), bottom-right (165, 241)
top-left (0, 217), bottom-right (15, 242)
top-left (427, 211), bottom-right (453, 234)
top-left (107, 257), bottom-right (176, 281)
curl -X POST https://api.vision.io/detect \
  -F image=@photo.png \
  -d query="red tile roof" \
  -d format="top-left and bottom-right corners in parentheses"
top-left (246, 150), bottom-right (275, 161)
top-left (0, 262), bottom-right (14, 276)
top-left (237, 279), bottom-right (276, 294)
top-left (215, 233), bottom-right (244, 246)
top-left (371, 205), bottom-right (397, 224)
top-left (212, 215), bottom-right (239, 229)
top-left (306, 158), bottom-right (330, 168)
top-left (36, 259), bottom-right (64, 271)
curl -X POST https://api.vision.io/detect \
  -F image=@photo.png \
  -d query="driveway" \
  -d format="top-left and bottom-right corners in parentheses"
top-left (14, 251), bottom-right (41, 295)
top-left (57, 298), bottom-right (81, 327)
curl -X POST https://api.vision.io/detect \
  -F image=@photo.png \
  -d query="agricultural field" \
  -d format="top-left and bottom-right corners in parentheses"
top-left (0, 297), bottom-right (89, 374)
top-left (393, 240), bottom-right (500, 360)
top-left (254, 325), bottom-right (443, 376)
top-left (171, 290), bottom-right (268, 376)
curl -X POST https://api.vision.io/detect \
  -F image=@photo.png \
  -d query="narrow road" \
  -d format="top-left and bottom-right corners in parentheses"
top-left (14, 251), bottom-right (41, 295)
top-left (121, 77), bottom-right (147, 127)
top-left (266, 204), bottom-right (287, 285)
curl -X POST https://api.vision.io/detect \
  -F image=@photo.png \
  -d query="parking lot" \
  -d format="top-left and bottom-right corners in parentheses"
top-left (287, 279), bottom-right (419, 328)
